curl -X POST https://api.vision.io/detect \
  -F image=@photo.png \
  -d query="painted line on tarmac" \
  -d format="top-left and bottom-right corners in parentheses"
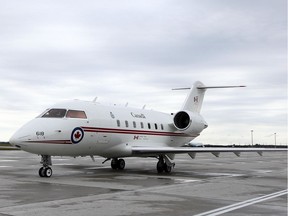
top-left (194, 189), bottom-right (288, 216)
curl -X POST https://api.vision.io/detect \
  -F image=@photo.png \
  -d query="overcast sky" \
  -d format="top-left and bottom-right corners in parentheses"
top-left (0, 0), bottom-right (287, 145)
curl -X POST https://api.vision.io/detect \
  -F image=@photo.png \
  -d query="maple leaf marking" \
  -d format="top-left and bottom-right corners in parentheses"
top-left (74, 131), bottom-right (81, 139)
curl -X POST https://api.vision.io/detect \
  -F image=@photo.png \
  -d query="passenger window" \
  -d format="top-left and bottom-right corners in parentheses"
top-left (66, 110), bottom-right (87, 119)
top-left (117, 120), bottom-right (121, 127)
top-left (41, 109), bottom-right (66, 118)
top-left (133, 121), bottom-right (137, 128)
top-left (154, 123), bottom-right (158, 130)
top-left (161, 124), bottom-right (164, 130)
top-left (125, 120), bottom-right (129, 127)
top-left (148, 123), bottom-right (151, 129)
top-left (140, 122), bottom-right (144, 129)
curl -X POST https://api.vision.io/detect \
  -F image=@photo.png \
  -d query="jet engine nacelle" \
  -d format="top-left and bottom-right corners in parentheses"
top-left (173, 110), bottom-right (208, 135)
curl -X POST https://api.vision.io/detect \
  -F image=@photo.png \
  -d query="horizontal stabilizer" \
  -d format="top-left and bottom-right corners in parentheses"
top-left (197, 85), bottom-right (246, 89)
top-left (173, 85), bottom-right (246, 90)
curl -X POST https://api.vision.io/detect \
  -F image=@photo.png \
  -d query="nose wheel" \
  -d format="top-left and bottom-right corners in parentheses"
top-left (39, 155), bottom-right (53, 178)
top-left (39, 166), bottom-right (53, 178)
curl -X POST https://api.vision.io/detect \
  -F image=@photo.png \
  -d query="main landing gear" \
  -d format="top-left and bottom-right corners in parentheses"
top-left (39, 155), bottom-right (52, 178)
top-left (107, 156), bottom-right (175, 173)
top-left (157, 155), bottom-right (175, 174)
top-left (111, 158), bottom-right (126, 170)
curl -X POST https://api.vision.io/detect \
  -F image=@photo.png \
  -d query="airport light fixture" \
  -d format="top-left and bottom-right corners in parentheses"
top-left (251, 130), bottom-right (254, 146)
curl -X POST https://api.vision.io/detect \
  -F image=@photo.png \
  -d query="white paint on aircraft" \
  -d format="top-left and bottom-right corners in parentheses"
top-left (9, 81), bottom-right (286, 177)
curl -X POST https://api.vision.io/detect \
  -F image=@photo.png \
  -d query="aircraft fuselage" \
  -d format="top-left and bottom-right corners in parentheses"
top-left (10, 100), bottom-right (201, 158)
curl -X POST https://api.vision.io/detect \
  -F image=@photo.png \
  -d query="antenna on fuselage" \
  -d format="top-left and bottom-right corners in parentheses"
top-left (92, 97), bottom-right (98, 102)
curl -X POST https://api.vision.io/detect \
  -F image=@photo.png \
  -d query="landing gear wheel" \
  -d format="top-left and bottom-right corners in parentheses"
top-left (157, 160), bottom-right (165, 173)
top-left (39, 167), bottom-right (45, 177)
top-left (164, 164), bottom-right (172, 173)
top-left (39, 155), bottom-right (53, 177)
top-left (157, 155), bottom-right (173, 173)
top-left (118, 159), bottom-right (125, 170)
top-left (111, 158), bottom-right (126, 170)
top-left (39, 167), bottom-right (52, 178)
top-left (44, 167), bottom-right (53, 178)
top-left (111, 159), bottom-right (118, 170)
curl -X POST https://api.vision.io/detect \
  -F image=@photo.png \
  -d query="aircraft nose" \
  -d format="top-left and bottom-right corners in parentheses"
top-left (9, 133), bottom-right (24, 148)
top-left (9, 128), bottom-right (32, 149)
top-left (9, 135), bottom-right (16, 146)
top-left (9, 134), bottom-right (19, 148)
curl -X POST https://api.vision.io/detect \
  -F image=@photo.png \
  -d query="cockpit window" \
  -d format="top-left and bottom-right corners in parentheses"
top-left (66, 110), bottom-right (87, 119)
top-left (41, 109), bottom-right (67, 118)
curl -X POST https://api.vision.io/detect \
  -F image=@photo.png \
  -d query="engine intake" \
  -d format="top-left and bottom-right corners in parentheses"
top-left (173, 110), bottom-right (207, 135)
top-left (174, 111), bottom-right (191, 130)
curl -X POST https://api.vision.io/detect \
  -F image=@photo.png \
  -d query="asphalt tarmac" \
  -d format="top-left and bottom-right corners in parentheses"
top-left (0, 150), bottom-right (287, 216)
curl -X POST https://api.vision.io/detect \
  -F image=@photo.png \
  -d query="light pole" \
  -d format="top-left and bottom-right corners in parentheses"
top-left (251, 130), bottom-right (254, 146)
top-left (274, 133), bottom-right (276, 147)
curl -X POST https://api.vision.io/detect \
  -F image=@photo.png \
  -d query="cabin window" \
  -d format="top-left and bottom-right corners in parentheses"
top-left (154, 123), bottom-right (158, 130)
top-left (148, 123), bottom-right (151, 129)
top-left (117, 120), bottom-right (121, 127)
top-left (133, 121), bottom-right (137, 128)
top-left (161, 124), bottom-right (164, 130)
top-left (125, 120), bottom-right (129, 127)
top-left (41, 109), bottom-right (67, 118)
top-left (66, 110), bottom-right (87, 119)
top-left (140, 122), bottom-right (144, 129)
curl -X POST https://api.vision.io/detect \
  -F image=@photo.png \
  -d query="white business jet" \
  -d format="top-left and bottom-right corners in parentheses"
top-left (9, 81), bottom-right (286, 177)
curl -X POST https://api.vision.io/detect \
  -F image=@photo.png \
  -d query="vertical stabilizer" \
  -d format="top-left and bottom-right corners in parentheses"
top-left (178, 81), bottom-right (246, 113)
top-left (181, 81), bottom-right (206, 113)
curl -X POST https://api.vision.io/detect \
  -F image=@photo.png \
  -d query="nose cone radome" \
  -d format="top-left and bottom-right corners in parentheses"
top-left (9, 134), bottom-right (17, 147)
top-left (9, 134), bottom-right (21, 149)
top-left (9, 131), bottom-right (29, 149)
top-left (9, 120), bottom-right (35, 148)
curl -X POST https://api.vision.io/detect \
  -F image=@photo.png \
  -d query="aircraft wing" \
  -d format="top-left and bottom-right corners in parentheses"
top-left (131, 146), bottom-right (287, 158)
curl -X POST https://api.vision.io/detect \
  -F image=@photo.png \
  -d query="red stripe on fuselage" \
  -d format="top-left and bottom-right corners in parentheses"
top-left (82, 126), bottom-right (194, 138)
top-left (25, 140), bottom-right (72, 144)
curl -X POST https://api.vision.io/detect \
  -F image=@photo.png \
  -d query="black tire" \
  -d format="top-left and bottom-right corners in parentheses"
top-left (164, 164), bottom-right (172, 173)
top-left (39, 167), bottom-right (45, 177)
top-left (44, 167), bottom-right (53, 178)
top-left (118, 159), bottom-right (125, 170)
top-left (157, 160), bottom-right (164, 173)
top-left (111, 159), bottom-right (118, 170)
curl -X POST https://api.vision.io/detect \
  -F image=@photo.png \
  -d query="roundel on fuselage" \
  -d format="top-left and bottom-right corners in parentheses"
top-left (71, 127), bottom-right (84, 144)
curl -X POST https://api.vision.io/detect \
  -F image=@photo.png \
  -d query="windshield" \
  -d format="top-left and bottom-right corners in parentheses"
top-left (66, 110), bottom-right (87, 119)
top-left (40, 109), bottom-right (87, 119)
top-left (41, 109), bottom-right (67, 118)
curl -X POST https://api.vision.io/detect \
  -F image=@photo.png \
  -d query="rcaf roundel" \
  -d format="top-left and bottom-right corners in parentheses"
top-left (71, 127), bottom-right (84, 144)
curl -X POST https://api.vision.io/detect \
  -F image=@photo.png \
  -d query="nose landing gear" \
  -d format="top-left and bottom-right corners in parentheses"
top-left (39, 166), bottom-right (53, 178)
top-left (39, 155), bottom-right (52, 178)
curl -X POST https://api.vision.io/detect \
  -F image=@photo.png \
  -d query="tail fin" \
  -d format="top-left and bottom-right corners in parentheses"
top-left (181, 81), bottom-right (206, 113)
top-left (175, 81), bottom-right (246, 113)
